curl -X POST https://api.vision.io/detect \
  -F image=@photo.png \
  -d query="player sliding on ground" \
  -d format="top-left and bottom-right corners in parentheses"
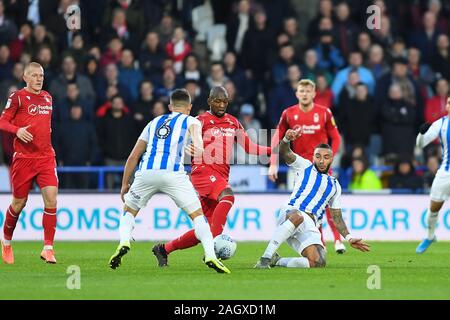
top-left (416, 97), bottom-right (450, 254)
top-left (109, 89), bottom-right (230, 274)
top-left (255, 129), bottom-right (370, 269)
top-left (152, 86), bottom-right (271, 267)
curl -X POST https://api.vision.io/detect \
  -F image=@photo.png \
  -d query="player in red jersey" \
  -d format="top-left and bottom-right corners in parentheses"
top-left (268, 79), bottom-right (346, 254)
top-left (0, 62), bottom-right (58, 264)
top-left (152, 86), bottom-right (271, 266)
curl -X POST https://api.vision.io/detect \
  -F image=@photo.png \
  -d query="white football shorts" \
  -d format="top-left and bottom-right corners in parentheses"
top-left (430, 171), bottom-right (450, 202)
top-left (124, 169), bottom-right (201, 214)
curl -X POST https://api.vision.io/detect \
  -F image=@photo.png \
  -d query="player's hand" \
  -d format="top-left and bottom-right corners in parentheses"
top-left (120, 184), bottom-right (130, 203)
top-left (419, 123), bottom-right (432, 134)
top-left (268, 164), bottom-right (278, 182)
top-left (349, 238), bottom-right (371, 252)
top-left (185, 143), bottom-right (195, 157)
top-left (16, 125), bottom-right (33, 143)
top-left (285, 128), bottom-right (301, 141)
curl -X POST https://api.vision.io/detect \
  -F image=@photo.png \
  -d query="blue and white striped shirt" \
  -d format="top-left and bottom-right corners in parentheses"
top-left (138, 112), bottom-right (200, 172)
top-left (286, 155), bottom-right (342, 222)
top-left (417, 116), bottom-right (450, 175)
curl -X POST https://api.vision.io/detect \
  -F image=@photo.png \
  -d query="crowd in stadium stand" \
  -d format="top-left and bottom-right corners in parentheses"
top-left (0, 0), bottom-right (449, 190)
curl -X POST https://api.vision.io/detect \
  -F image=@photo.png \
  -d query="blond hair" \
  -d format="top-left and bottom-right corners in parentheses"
top-left (297, 79), bottom-right (316, 89)
top-left (24, 62), bottom-right (43, 75)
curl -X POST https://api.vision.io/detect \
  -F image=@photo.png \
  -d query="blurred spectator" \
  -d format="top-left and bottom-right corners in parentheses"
top-left (226, 0), bottom-right (251, 55)
top-left (267, 64), bottom-right (301, 126)
top-left (423, 154), bottom-right (440, 190)
top-left (366, 44), bottom-right (390, 80)
top-left (97, 95), bottom-right (137, 189)
top-left (314, 30), bottom-right (345, 74)
top-left (154, 67), bottom-right (179, 102)
top-left (100, 37), bottom-right (123, 68)
top-left (97, 63), bottom-right (132, 106)
top-left (36, 45), bottom-right (56, 89)
top-left (223, 51), bottom-right (253, 102)
top-left (182, 53), bottom-right (205, 87)
top-left (388, 37), bottom-right (408, 62)
top-left (63, 33), bottom-right (87, 72)
top-left (339, 82), bottom-right (375, 150)
top-left (49, 54), bottom-right (96, 106)
top-left (334, 2), bottom-right (359, 59)
top-left (139, 31), bottom-right (167, 82)
top-left (370, 14), bottom-right (395, 49)
top-left (0, 62), bottom-right (24, 103)
top-left (271, 43), bottom-right (299, 85)
top-left (223, 80), bottom-right (242, 117)
top-left (282, 16), bottom-right (306, 55)
top-left (153, 13), bottom-right (176, 47)
top-left (184, 80), bottom-right (207, 117)
top-left (431, 34), bottom-right (450, 81)
top-left (103, 0), bottom-right (145, 44)
top-left (118, 48), bottom-right (143, 102)
top-left (349, 156), bottom-right (382, 191)
top-left (425, 78), bottom-right (449, 124)
top-left (340, 144), bottom-right (365, 170)
top-left (9, 22), bottom-right (33, 62)
top-left (307, 0), bottom-right (334, 45)
top-left (56, 105), bottom-right (98, 189)
top-left (407, 47), bottom-right (435, 100)
top-left (0, 44), bottom-right (13, 80)
top-left (55, 82), bottom-right (94, 123)
top-left (133, 80), bottom-right (156, 132)
top-left (428, 0), bottom-right (450, 36)
top-left (31, 24), bottom-right (56, 59)
top-left (235, 103), bottom-right (263, 164)
top-left (381, 84), bottom-right (417, 158)
top-left (408, 11), bottom-right (442, 64)
top-left (336, 69), bottom-right (360, 110)
top-left (206, 62), bottom-right (229, 90)
top-left (165, 27), bottom-right (192, 74)
top-left (313, 73), bottom-right (333, 109)
top-left (376, 57), bottom-right (421, 109)
top-left (84, 55), bottom-right (103, 106)
top-left (241, 9), bottom-right (273, 88)
top-left (357, 32), bottom-right (373, 63)
top-left (0, 0), bottom-right (18, 45)
top-left (388, 157), bottom-right (424, 190)
top-left (300, 49), bottom-right (333, 84)
top-left (331, 51), bottom-right (375, 104)
top-left (102, 7), bottom-right (139, 53)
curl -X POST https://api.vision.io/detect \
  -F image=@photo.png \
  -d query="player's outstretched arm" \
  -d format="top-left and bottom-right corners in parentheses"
top-left (121, 139), bottom-right (147, 202)
top-left (329, 208), bottom-right (370, 252)
top-left (279, 129), bottom-right (300, 165)
top-left (416, 120), bottom-right (440, 149)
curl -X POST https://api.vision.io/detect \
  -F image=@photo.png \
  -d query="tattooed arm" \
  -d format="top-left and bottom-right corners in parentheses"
top-left (329, 208), bottom-right (370, 252)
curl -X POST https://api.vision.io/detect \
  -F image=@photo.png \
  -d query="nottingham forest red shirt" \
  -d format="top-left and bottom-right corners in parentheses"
top-left (193, 111), bottom-right (271, 179)
top-left (270, 103), bottom-right (341, 164)
top-left (0, 88), bottom-right (55, 159)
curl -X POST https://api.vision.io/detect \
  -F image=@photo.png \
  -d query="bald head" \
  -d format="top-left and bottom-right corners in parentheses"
top-left (209, 86), bottom-right (229, 100)
top-left (23, 61), bottom-right (44, 94)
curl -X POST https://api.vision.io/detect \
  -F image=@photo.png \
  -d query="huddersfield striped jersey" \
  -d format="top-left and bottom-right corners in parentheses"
top-left (138, 112), bottom-right (200, 172)
top-left (417, 116), bottom-right (450, 175)
top-left (286, 155), bottom-right (342, 222)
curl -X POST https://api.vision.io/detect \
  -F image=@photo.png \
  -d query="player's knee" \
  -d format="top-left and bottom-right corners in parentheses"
top-left (12, 197), bottom-right (27, 212)
top-left (219, 188), bottom-right (234, 202)
top-left (309, 247), bottom-right (326, 268)
top-left (287, 211), bottom-right (303, 227)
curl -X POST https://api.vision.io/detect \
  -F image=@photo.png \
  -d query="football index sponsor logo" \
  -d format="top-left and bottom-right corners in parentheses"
top-left (28, 104), bottom-right (52, 116)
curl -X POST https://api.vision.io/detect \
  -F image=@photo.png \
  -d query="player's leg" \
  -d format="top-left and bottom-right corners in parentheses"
top-left (161, 198), bottom-right (216, 260)
top-left (416, 174), bottom-right (450, 253)
top-left (162, 172), bottom-right (230, 273)
top-left (36, 159), bottom-right (59, 263)
top-left (416, 200), bottom-right (444, 253)
top-left (2, 158), bottom-right (34, 264)
top-left (210, 187), bottom-right (234, 237)
top-left (110, 171), bottom-right (152, 269)
top-left (325, 207), bottom-right (346, 254)
top-left (255, 209), bottom-right (303, 269)
top-left (272, 214), bottom-right (326, 268)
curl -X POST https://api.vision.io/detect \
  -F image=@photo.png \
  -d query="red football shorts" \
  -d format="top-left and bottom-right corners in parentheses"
top-left (11, 157), bottom-right (58, 198)
top-left (191, 165), bottom-right (230, 202)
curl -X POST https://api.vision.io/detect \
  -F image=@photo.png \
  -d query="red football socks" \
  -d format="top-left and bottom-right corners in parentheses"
top-left (210, 195), bottom-right (234, 236)
top-left (3, 205), bottom-right (20, 241)
top-left (43, 207), bottom-right (57, 247)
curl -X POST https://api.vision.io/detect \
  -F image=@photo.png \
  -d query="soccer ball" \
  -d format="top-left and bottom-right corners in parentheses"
top-left (214, 234), bottom-right (237, 260)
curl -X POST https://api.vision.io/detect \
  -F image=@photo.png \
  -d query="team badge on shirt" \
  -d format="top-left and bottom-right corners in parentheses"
top-left (314, 113), bottom-right (319, 123)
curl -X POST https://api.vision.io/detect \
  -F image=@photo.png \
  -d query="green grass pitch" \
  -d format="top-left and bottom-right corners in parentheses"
top-left (0, 241), bottom-right (449, 300)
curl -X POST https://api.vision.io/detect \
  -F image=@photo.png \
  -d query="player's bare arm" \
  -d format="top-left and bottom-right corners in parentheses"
top-left (279, 129), bottom-right (301, 165)
top-left (330, 208), bottom-right (370, 252)
top-left (120, 139), bottom-right (147, 202)
top-left (16, 125), bottom-right (33, 143)
top-left (187, 123), bottom-right (204, 160)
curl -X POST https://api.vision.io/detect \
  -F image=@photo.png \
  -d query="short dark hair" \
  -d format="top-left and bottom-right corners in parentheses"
top-left (315, 143), bottom-right (332, 150)
top-left (170, 88), bottom-right (191, 107)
